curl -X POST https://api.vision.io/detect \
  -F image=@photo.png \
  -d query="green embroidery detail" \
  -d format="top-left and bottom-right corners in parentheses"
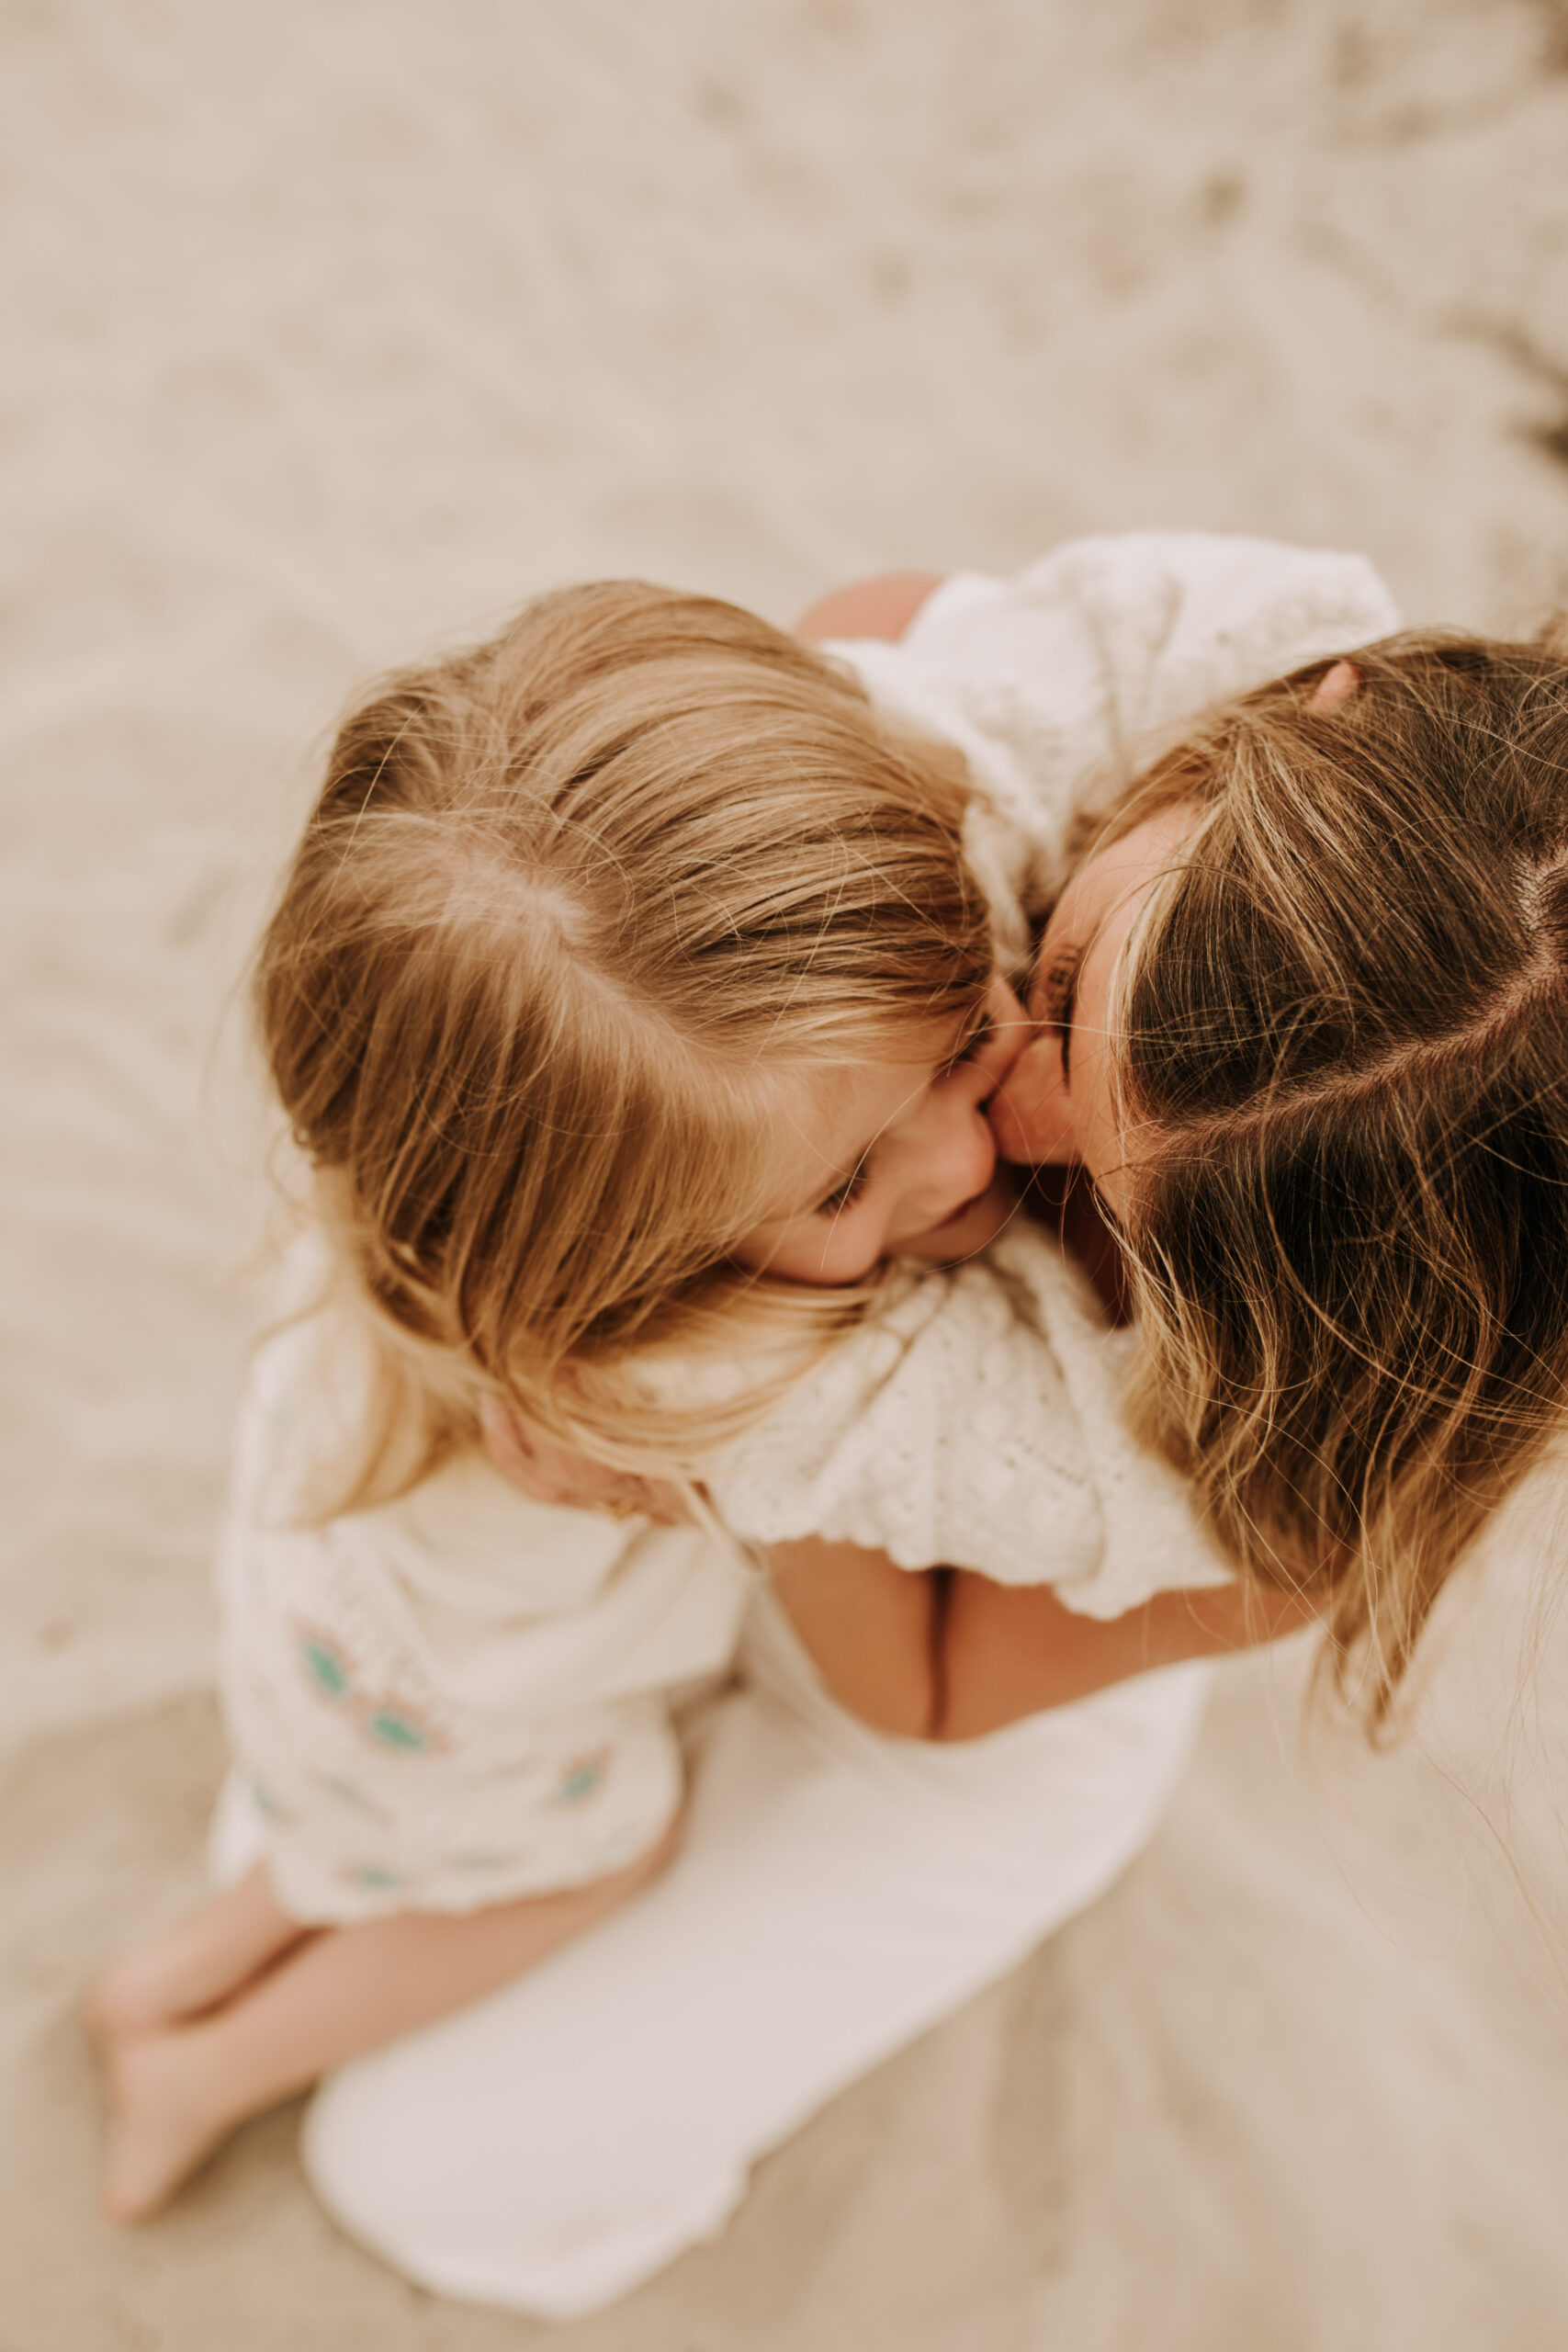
top-left (322, 1774), bottom-right (370, 1813)
top-left (350, 1864), bottom-right (401, 1890)
top-left (557, 1753), bottom-right (606, 1804)
top-left (301, 1637), bottom-right (349, 1698)
top-left (367, 1710), bottom-right (429, 1753)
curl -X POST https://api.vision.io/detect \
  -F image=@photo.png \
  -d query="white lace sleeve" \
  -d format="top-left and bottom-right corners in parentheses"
top-left (831, 530), bottom-right (1401, 972)
top-left (705, 1225), bottom-right (1232, 1617)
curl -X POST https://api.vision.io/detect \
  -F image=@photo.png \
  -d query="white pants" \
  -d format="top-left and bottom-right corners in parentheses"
top-left (221, 1596), bottom-right (1211, 2320)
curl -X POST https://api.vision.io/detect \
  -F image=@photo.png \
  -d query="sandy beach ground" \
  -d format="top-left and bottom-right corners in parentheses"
top-left (6, 3), bottom-right (1568, 2345)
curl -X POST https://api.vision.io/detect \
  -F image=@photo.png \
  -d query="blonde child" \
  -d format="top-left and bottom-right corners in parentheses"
top-left (90, 537), bottom-right (1388, 2310)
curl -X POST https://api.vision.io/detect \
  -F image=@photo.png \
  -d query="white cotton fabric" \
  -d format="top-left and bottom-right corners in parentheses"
top-left (295, 1593), bottom-right (1213, 2322)
top-left (217, 1285), bottom-right (747, 1923)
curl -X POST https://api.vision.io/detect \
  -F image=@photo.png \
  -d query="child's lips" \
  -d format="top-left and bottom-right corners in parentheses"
top-left (927, 1171), bottom-right (1004, 1235)
top-left (897, 1170), bottom-right (1016, 1267)
top-left (930, 1192), bottom-right (985, 1233)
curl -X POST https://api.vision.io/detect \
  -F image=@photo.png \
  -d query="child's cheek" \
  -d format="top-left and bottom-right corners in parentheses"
top-left (761, 1219), bottom-right (880, 1290)
top-left (814, 1230), bottom-right (882, 1287)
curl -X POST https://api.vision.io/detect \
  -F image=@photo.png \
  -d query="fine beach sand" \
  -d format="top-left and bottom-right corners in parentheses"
top-left (6, 4), bottom-right (1568, 2345)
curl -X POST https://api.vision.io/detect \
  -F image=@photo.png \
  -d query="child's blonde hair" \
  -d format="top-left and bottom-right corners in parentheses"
top-left (255, 581), bottom-right (992, 1500)
top-left (1106, 626), bottom-right (1568, 1725)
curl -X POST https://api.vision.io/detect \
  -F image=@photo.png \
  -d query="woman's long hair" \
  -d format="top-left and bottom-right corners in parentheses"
top-left (1111, 626), bottom-right (1568, 1724)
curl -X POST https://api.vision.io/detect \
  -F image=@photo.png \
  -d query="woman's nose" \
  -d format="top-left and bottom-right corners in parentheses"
top-left (956, 977), bottom-right (1032, 1107)
top-left (988, 1030), bottom-right (1073, 1165)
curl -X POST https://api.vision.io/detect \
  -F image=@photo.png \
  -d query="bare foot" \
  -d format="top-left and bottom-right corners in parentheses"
top-left (100, 2024), bottom-right (233, 2222)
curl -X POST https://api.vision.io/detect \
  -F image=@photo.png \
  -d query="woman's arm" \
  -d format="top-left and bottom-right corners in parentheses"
top-left (933, 1570), bottom-right (1316, 1740)
top-left (766, 1535), bottom-right (1317, 1741)
top-left (795, 571), bottom-right (945, 647)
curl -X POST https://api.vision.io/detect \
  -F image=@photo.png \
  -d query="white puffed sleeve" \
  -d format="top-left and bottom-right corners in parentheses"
top-left (705, 1224), bottom-right (1233, 1617)
top-left (831, 531), bottom-right (1401, 972)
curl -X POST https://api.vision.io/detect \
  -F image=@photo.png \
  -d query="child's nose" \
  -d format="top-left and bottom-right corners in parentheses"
top-left (919, 1073), bottom-right (998, 1197)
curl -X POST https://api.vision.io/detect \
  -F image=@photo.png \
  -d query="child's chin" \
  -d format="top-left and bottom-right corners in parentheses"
top-left (898, 1172), bottom-right (1017, 1266)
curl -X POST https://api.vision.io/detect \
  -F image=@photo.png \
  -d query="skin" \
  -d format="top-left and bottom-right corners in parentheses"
top-left (987, 805), bottom-right (1200, 1193)
top-left (987, 656), bottom-right (1359, 1182)
top-left (733, 977), bottom-right (1030, 1286)
top-left (794, 571), bottom-right (944, 647)
top-left (765, 1534), bottom-right (1313, 1740)
top-left (89, 1823), bottom-right (679, 2222)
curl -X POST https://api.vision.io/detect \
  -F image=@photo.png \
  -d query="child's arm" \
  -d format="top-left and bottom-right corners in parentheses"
top-left (90, 1826), bottom-right (677, 2222)
top-left (766, 1535), bottom-right (1317, 1740)
top-left (932, 1568), bottom-right (1316, 1739)
top-left (479, 1396), bottom-right (689, 1521)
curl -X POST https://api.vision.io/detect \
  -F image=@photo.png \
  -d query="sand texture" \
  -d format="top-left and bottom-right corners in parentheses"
top-left (6, 2), bottom-right (1568, 2344)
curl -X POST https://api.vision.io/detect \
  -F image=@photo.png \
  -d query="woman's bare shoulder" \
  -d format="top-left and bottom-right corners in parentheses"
top-left (794, 571), bottom-right (945, 645)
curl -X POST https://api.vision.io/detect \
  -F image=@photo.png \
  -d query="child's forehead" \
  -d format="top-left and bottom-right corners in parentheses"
top-left (790, 1010), bottom-right (972, 1102)
top-left (757, 1014), bottom-right (969, 1209)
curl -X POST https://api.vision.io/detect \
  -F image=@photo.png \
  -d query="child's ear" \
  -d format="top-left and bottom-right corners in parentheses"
top-left (1310, 659), bottom-right (1360, 712)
